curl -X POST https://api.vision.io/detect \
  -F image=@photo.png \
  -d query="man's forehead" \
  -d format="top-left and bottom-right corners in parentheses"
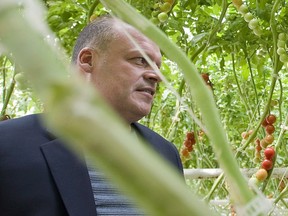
top-left (113, 20), bottom-right (159, 49)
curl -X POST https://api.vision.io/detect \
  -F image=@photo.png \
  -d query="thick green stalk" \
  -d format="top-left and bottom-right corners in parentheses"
top-left (0, 2), bottom-right (217, 216)
top-left (100, 0), bottom-right (257, 208)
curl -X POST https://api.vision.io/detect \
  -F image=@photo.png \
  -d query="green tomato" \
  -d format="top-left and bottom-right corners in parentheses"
top-left (160, 2), bottom-right (172, 12)
top-left (150, 17), bottom-right (160, 25)
top-left (253, 26), bottom-right (262, 36)
top-left (244, 12), bottom-right (253, 22)
top-left (277, 47), bottom-right (286, 55)
top-left (232, 0), bottom-right (243, 7)
top-left (164, 0), bottom-right (174, 3)
top-left (158, 12), bottom-right (168, 23)
top-left (248, 18), bottom-right (258, 30)
top-left (151, 10), bottom-right (160, 17)
top-left (238, 4), bottom-right (249, 15)
top-left (277, 40), bottom-right (286, 48)
top-left (278, 33), bottom-right (286, 41)
top-left (280, 54), bottom-right (288, 63)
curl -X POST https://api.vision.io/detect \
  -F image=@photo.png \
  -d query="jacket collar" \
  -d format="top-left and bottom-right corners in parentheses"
top-left (40, 135), bottom-right (97, 216)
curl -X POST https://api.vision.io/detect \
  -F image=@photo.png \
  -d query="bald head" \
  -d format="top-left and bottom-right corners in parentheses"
top-left (72, 15), bottom-right (138, 64)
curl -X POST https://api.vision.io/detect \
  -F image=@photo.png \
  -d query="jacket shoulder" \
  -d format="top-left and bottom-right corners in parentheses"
top-left (0, 114), bottom-right (48, 145)
top-left (132, 122), bottom-right (183, 174)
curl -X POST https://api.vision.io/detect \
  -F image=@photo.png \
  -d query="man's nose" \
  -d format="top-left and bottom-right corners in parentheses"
top-left (143, 70), bottom-right (162, 83)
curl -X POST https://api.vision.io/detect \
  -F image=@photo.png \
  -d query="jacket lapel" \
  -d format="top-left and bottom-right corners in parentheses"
top-left (41, 140), bottom-right (97, 216)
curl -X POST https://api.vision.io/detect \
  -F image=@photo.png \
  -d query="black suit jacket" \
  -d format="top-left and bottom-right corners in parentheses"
top-left (0, 114), bottom-right (183, 216)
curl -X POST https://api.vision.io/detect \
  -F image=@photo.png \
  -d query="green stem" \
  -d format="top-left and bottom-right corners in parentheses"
top-left (0, 61), bottom-right (17, 116)
top-left (86, 0), bottom-right (100, 23)
top-left (273, 184), bottom-right (288, 205)
top-left (244, 49), bottom-right (259, 114)
top-left (231, 51), bottom-right (251, 118)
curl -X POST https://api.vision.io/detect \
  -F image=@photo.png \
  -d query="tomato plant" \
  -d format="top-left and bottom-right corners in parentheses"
top-left (1, 0), bottom-right (288, 214)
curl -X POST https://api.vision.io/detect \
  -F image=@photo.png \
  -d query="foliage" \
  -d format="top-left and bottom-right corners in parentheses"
top-left (1, 0), bottom-right (288, 214)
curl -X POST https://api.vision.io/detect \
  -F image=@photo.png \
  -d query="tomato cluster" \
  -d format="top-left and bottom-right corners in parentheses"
top-left (232, 0), bottom-right (262, 36)
top-left (276, 33), bottom-right (288, 64)
top-left (180, 131), bottom-right (196, 161)
top-left (249, 147), bottom-right (276, 186)
top-left (150, 0), bottom-right (174, 25)
top-left (248, 114), bottom-right (278, 187)
top-left (261, 114), bottom-right (277, 148)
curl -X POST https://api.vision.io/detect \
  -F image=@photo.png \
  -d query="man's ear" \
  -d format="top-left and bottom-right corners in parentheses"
top-left (77, 48), bottom-right (95, 73)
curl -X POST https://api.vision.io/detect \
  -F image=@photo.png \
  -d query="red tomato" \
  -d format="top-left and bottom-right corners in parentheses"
top-left (186, 132), bottom-right (194, 140)
top-left (262, 118), bottom-right (269, 127)
top-left (265, 125), bottom-right (275, 134)
top-left (184, 140), bottom-right (193, 148)
top-left (262, 159), bottom-right (273, 171)
top-left (264, 147), bottom-right (275, 160)
top-left (266, 114), bottom-right (276, 125)
top-left (187, 145), bottom-right (193, 152)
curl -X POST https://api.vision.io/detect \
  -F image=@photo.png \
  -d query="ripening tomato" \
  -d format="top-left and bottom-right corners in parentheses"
top-left (181, 148), bottom-right (190, 158)
top-left (255, 168), bottom-right (268, 181)
top-left (264, 147), bottom-right (275, 160)
top-left (241, 131), bottom-right (249, 140)
top-left (265, 134), bottom-right (274, 144)
top-left (262, 159), bottom-right (273, 171)
top-left (255, 144), bottom-right (262, 152)
top-left (260, 139), bottom-right (269, 148)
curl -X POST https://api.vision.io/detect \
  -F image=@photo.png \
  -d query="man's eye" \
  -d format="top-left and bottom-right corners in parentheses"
top-left (133, 57), bottom-right (148, 66)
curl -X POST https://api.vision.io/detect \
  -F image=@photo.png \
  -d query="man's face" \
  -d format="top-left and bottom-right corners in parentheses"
top-left (89, 24), bottom-right (162, 123)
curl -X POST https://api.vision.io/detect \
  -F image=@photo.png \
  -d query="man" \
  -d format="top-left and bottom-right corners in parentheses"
top-left (0, 15), bottom-right (183, 216)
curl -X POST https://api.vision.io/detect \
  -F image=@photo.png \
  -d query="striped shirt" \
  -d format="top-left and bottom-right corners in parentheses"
top-left (87, 164), bottom-right (146, 216)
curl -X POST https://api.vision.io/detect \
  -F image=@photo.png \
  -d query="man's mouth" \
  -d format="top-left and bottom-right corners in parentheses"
top-left (137, 87), bottom-right (155, 96)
